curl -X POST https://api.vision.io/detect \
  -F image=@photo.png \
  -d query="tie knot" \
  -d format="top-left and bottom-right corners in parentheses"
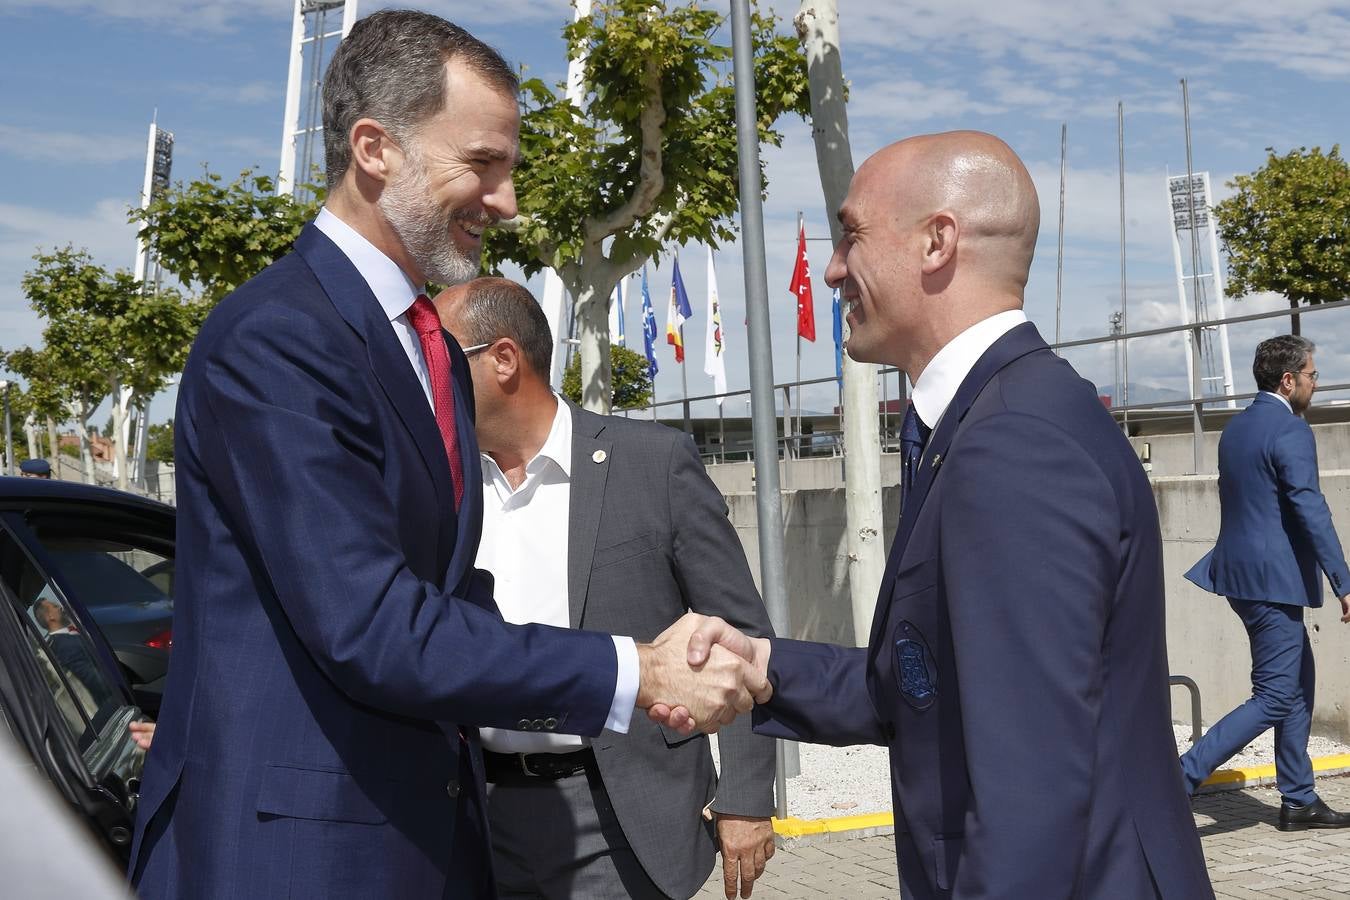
top-left (406, 294), bottom-right (442, 338)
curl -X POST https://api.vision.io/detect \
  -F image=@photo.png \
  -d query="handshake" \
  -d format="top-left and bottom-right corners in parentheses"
top-left (636, 613), bottom-right (773, 734)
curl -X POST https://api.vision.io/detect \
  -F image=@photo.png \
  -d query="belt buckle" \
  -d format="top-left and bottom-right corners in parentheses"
top-left (517, 753), bottom-right (540, 777)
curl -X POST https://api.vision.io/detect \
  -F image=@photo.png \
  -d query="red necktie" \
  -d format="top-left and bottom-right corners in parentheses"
top-left (405, 294), bottom-right (464, 508)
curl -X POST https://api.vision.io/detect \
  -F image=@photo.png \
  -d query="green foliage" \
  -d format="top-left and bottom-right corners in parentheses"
top-left (1214, 146), bottom-right (1350, 323)
top-left (485, 0), bottom-right (809, 276)
top-left (146, 419), bottom-right (175, 464)
top-left (12, 247), bottom-right (207, 422)
top-left (562, 344), bottom-right (653, 409)
top-left (130, 167), bottom-right (323, 305)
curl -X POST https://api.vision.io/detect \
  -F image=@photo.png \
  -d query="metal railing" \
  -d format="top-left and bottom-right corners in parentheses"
top-left (1169, 674), bottom-right (1203, 744)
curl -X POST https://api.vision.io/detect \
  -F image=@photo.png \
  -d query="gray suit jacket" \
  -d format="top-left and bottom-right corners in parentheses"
top-left (567, 403), bottom-right (776, 899)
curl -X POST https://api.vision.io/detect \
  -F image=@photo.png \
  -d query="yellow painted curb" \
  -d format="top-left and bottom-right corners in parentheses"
top-left (1200, 752), bottom-right (1350, 789)
top-left (773, 754), bottom-right (1350, 837)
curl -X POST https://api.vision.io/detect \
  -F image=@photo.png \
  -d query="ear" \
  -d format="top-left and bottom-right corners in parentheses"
top-left (1279, 371), bottom-right (1297, 395)
top-left (349, 118), bottom-right (400, 185)
top-left (921, 211), bottom-right (959, 276)
top-left (486, 338), bottom-right (521, 385)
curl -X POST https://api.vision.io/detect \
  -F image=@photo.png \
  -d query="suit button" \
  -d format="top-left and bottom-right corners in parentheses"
top-left (531, 719), bottom-right (545, 731)
top-left (517, 719), bottom-right (531, 730)
top-left (446, 780), bottom-right (460, 798)
top-left (544, 717), bottom-right (558, 731)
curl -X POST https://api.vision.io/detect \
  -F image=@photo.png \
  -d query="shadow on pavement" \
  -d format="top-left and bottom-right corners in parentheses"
top-left (1192, 788), bottom-right (1280, 838)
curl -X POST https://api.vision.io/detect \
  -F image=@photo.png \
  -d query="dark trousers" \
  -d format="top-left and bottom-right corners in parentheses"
top-left (485, 765), bottom-right (667, 900)
top-left (1180, 598), bottom-right (1317, 805)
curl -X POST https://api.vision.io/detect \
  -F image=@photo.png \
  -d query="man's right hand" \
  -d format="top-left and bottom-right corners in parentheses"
top-left (635, 613), bottom-right (771, 734)
top-left (647, 616), bottom-right (773, 734)
top-left (1339, 593), bottom-right (1349, 623)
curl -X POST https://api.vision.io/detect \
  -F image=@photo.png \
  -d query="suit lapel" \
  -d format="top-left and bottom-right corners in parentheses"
top-left (867, 322), bottom-right (1049, 651)
top-left (567, 404), bottom-right (611, 628)
top-left (293, 223), bottom-right (456, 524)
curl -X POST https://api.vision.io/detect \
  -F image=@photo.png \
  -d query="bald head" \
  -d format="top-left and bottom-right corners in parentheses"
top-left (434, 276), bottom-right (554, 379)
top-left (863, 131), bottom-right (1040, 292)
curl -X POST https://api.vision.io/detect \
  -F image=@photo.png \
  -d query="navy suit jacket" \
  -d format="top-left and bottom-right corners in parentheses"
top-left (754, 324), bottom-right (1213, 899)
top-left (1185, 392), bottom-right (1350, 607)
top-left (130, 223), bottom-right (620, 899)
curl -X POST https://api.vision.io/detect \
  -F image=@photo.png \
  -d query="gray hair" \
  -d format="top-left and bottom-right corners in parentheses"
top-left (454, 278), bottom-right (554, 379)
top-left (1252, 334), bottom-right (1315, 392)
top-left (321, 9), bottom-right (518, 191)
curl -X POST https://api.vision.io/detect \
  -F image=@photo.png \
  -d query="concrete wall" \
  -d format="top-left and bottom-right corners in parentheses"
top-left (724, 472), bottom-right (1350, 743)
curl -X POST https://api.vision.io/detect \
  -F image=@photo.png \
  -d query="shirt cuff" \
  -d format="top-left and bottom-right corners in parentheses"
top-left (605, 635), bottom-right (639, 733)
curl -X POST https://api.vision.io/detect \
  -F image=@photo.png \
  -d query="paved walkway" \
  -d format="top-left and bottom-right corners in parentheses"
top-left (697, 775), bottom-right (1350, 898)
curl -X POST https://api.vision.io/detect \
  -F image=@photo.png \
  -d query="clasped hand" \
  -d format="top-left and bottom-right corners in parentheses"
top-left (636, 613), bottom-right (772, 734)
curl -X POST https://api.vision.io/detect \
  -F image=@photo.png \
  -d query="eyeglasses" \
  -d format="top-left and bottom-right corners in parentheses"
top-left (1289, 369), bottom-right (1320, 383)
top-left (461, 339), bottom-right (501, 357)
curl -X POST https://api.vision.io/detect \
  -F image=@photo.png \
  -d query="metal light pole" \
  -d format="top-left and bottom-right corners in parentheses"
top-left (0, 382), bottom-right (12, 476)
top-left (731, 0), bottom-right (798, 813)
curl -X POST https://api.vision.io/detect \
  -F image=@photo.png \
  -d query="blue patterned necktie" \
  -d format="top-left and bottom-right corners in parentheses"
top-left (901, 404), bottom-right (931, 502)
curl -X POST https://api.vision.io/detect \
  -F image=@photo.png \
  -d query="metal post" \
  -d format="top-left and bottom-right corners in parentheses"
top-left (679, 325), bottom-right (691, 435)
top-left (1055, 123), bottom-right (1066, 350)
top-left (731, 0), bottom-right (798, 809)
top-left (1181, 80), bottom-right (1205, 471)
top-left (2, 385), bottom-right (12, 477)
top-left (1118, 102), bottom-right (1130, 430)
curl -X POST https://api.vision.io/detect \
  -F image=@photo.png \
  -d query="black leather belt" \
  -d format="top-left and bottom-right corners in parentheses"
top-left (483, 748), bottom-right (595, 783)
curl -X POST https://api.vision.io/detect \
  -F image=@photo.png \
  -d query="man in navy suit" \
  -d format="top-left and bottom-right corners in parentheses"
top-left (1181, 335), bottom-right (1350, 830)
top-left (665, 132), bottom-right (1213, 898)
top-left (129, 11), bottom-right (765, 899)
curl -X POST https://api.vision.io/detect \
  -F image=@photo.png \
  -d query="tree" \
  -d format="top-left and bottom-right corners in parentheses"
top-left (486, 0), bottom-right (809, 412)
top-left (17, 248), bottom-right (205, 487)
top-left (5, 345), bottom-right (68, 464)
top-left (130, 168), bottom-right (323, 305)
top-left (146, 420), bottom-right (175, 464)
top-left (1213, 145), bottom-right (1350, 335)
top-left (562, 344), bottom-right (653, 409)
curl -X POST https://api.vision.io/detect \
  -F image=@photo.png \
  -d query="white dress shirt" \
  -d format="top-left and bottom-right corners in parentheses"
top-left (1261, 390), bottom-right (1293, 413)
top-left (312, 210), bottom-right (638, 738)
top-left (910, 309), bottom-right (1028, 431)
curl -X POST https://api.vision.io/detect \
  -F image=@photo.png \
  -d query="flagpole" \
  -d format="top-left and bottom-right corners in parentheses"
top-left (679, 324), bottom-right (691, 435)
top-left (794, 211), bottom-right (804, 459)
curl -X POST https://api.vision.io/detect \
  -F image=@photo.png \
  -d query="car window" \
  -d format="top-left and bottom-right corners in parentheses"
top-left (38, 545), bottom-right (172, 610)
top-left (0, 534), bottom-right (121, 756)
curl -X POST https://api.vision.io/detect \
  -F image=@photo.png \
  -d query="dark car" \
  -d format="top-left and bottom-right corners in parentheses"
top-left (0, 476), bottom-right (172, 865)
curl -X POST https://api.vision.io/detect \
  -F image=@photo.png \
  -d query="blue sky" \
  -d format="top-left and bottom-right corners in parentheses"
top-left (1, 0), bottom-right (1347, 424)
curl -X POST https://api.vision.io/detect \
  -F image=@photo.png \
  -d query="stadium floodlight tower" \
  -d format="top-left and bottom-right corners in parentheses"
top-left (277, 0), bottom-right (359, 199)
top-left (1167, 171), bottom-right (1236, 411)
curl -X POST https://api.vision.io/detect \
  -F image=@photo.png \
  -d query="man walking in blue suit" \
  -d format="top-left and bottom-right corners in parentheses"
top-left (661, 131), bottom-right (1214, 898)
top-left (1182, 335), bottom-right (1350, 830)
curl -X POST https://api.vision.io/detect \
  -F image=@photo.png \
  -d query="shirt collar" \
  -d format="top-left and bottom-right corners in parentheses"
top-left (911, 309), bottom-right (1027, 429)
top-left (1260, 390), bottom-right (1293, 413)
top-left (481, 395), bottom-right (572, 484)
top-left (314, 207), bottom-right (421, 322)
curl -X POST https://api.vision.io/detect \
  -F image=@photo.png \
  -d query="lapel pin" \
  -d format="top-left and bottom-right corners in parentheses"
top-left (931, 453), bottom-right (943, 468)
top-left (592, 449), bottom-right (607, 464)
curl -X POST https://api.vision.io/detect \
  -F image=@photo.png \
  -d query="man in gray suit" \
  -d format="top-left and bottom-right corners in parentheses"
top-left (435, 277), bottom-right (777, 900)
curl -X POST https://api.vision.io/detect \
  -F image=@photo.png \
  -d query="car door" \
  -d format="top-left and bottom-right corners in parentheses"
top-left (0, 522), bottom-right (145, 865)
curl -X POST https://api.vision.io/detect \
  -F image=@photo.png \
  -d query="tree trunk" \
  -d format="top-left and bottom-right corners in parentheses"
top-left (24, 413), bottom-right (37, 461)
top-left (574, 278), bottom-right (616, 414)
top-left (796, 0), bottom-right (885, 647)
top-left (112, 381), bottom-right (132, 491)
top-left (45, 416), bottom-right (59, 477)
top-left (1290, 297), bottom-right (1302, 336)
top-left (69, 401), bottom-right (95, 485)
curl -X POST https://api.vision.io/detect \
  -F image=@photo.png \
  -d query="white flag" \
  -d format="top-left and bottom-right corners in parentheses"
top-left (703, 247), bottom-right (727, 404)
top-left (608, 279), bottom-right (626, 347)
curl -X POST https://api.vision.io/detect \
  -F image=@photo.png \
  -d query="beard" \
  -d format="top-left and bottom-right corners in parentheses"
top-left (378, 143), bottom-right (481, 287)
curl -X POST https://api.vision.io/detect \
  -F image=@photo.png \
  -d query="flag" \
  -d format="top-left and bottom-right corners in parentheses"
top-left (704, 247), bottom-right (727, 403)
top-left (832, 287), bottom-right (844, 386)
top-left (666, 256), bottom-right (693, 363)
top-left (608, 278), bottom-right (626, 347)
top-left (641, 265), bottom-right (659, 379)
top-left (790, 221), bottom-right (816, 341)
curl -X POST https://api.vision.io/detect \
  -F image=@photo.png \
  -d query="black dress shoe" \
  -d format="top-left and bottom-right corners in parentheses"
top-left (1278, 798), bottom-right (1350, 831)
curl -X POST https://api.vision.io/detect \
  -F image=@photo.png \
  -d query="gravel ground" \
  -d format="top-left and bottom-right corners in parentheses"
top-left (716, 728), bottom-right (1350, 821)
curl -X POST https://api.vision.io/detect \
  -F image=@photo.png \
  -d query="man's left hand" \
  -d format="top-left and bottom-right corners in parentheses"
top-left (715, 813), bottom-right (775, 898)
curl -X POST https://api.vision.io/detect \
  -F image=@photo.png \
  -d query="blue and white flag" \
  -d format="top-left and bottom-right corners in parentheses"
top-left (641, 265), bottom-right (659, 379)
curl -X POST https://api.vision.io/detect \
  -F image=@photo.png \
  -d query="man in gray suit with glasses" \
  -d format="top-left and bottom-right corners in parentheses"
top-left (435, 277), bottom-right (777, 900)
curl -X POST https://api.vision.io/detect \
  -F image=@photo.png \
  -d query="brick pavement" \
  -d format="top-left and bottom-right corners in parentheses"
top-left (697, 775), bottom-right (1350, 898)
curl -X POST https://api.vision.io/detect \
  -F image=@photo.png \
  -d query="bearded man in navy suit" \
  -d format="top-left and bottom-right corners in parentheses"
top-left (663, 131), bottom-right (1213, 898)
top-left (1182, 335), bottom-right (1350, 830)
top-left (129, 11), bottom-right (766, 899)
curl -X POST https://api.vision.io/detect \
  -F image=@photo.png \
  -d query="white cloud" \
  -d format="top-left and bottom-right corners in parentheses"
top-left (0, 124), bottom-right (145, 165)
